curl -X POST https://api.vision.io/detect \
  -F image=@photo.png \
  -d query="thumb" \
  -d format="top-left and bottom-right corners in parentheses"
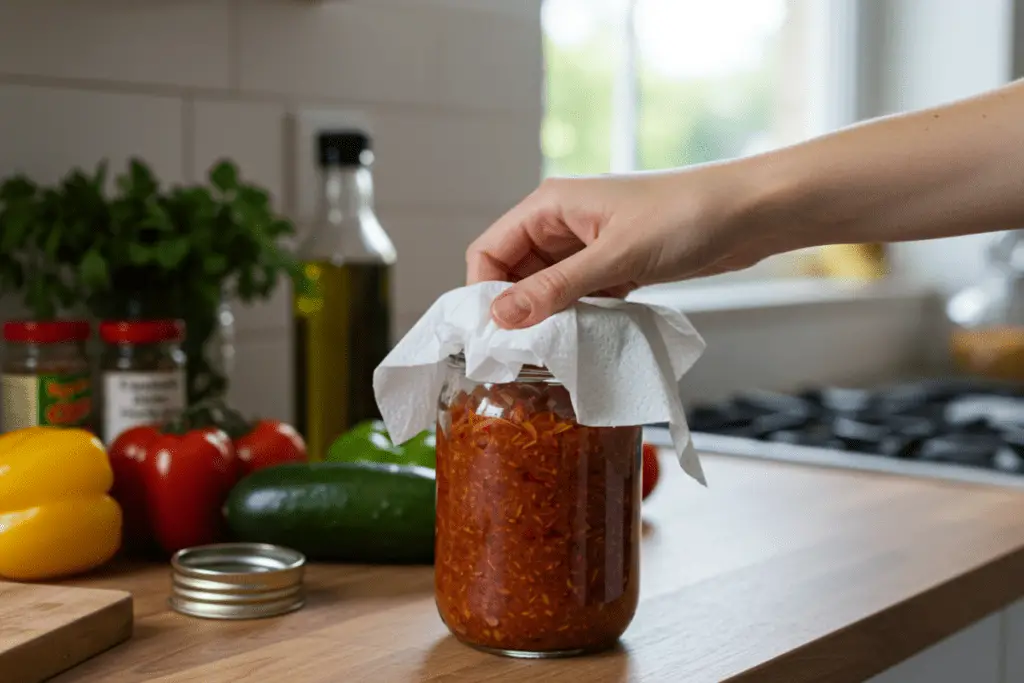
top-left (491, 247), bottom-right (614, 329)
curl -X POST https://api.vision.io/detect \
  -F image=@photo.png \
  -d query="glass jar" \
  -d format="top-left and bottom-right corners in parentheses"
top-left (435, 355), bottom-right (642, 658)
top-left (947, 230), bottom-right (1024, 382)
top-left (1, 321), bottom-right (93, 432)
top-left (211, 296), bottom-right (236, 395)
top-left (99, 320), bottom-right (187, 444)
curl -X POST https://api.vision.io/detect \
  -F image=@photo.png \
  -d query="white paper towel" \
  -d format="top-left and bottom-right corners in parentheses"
top-left (373, 281), bottom-right (708, 485)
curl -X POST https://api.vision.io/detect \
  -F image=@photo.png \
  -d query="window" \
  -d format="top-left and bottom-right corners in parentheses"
top-left (542, 0), bottom-right (856, 282)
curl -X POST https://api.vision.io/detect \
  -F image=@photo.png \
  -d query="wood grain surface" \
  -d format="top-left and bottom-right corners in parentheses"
top-left (51, 453), bottom-right (1024, 683)
top-left (0, 581), bottom-right (132, 683)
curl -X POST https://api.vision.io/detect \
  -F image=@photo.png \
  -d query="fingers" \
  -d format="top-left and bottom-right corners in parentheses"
top-left (468, 179), bottom-right (635, 327)
top-left (507, 250), bottom-right (554, 282)
top-left (491, 245), bottom-right (623, 329)
top-left (467, 250), bottom-right (514, 284)
top-left (467, 181), bottom-right (589, 284)
top-left (466, 193), bottom-right (543, 284)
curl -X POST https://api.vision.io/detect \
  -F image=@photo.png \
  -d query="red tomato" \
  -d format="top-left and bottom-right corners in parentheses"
top-left (642, 443), bottom-right (660, 500)
top-left (143, 428), bottom-right (236, 554)
top-left (108, 425), bottom-right (161, 549)
top-left (235, 419), bottom-right (308, 477)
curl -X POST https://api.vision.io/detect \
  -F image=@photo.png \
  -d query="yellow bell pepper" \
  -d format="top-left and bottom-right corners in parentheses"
top-left (0, 427), bottom-right (122, 581)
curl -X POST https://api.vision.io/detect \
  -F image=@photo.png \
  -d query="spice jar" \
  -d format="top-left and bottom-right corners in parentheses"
top-left (435, 355), bottom-right (642, 658)
top-left (99, 320), bottom-right (186, 443)
top-left (2, 321), bottom-right (92, 431)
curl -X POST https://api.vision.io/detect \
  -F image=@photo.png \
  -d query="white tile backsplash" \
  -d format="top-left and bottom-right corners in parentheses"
top-left (347, 0), bottom-right (542, 18)
top-left (438, 11), bottom-right (543, 112)
top-left (379, 208), bottom-right (501, 323)
top-left (0, 1), bottom-right (232, 89)
top-left (0, 1), bottom-right (543, 414)
top-left (0, 84), bottom-right (185, 185)
top-left (227, 330), bottom-right (293, 422)
top-left (192, 99), bottom-right (286, 201)
top-left (237, 1), bottom-right (441, 104)
top-left (232, 276), bottom-right (292, 335)
top-left (372, 110), bottom-right (542, 210)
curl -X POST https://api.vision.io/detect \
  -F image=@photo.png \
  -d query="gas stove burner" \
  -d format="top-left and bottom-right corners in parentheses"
top-left (681, 378), bottom-right (1024, 476)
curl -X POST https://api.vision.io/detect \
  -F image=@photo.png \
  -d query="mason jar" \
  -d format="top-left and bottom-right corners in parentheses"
top-left (434, 354), bottom-right (642, 658)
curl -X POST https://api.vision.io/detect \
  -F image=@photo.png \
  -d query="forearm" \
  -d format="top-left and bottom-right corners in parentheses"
top-left (755, 78), bottom-right (1024, 249)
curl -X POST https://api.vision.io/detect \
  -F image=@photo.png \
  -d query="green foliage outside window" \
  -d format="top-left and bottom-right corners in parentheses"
top-left (542, 25), bottom-right (780, 177)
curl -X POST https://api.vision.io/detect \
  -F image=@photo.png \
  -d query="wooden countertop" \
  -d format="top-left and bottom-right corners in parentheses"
top-left (53, 453), bottom-right (1024, 683)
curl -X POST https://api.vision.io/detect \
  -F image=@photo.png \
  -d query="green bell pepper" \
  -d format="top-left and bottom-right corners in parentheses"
top-left (327, 420), bottom-right (436, 469)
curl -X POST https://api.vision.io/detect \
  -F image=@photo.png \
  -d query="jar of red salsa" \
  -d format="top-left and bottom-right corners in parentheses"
top-left (435, 354), bottom-right (642, 658)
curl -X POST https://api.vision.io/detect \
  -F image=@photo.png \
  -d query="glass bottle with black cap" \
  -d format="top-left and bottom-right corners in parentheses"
top-left (293, 130), bottom-right (397, 459)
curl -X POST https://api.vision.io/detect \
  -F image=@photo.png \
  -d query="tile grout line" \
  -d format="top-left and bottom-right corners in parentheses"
top-left (347, 0), bottom-right (540, 22)
top-left (0, 72), bottom-right (544, 121)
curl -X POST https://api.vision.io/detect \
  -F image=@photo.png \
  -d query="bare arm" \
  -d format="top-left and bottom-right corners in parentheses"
top-left (468, 79), bottom-right (1024, 329)
top-left (765, 78), bottom-right (1024, 249)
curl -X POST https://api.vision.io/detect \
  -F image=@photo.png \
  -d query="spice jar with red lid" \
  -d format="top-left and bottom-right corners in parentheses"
top-left (2, 320), bottom-right (93, 432)
top-left (435, 354), bottom-right (642, 658)
top-left (99, 320), bottom-right (187, 444)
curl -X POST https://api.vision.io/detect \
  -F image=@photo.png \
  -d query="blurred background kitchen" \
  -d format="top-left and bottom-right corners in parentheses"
top-left (0, 0), bottom-right (1021, 446)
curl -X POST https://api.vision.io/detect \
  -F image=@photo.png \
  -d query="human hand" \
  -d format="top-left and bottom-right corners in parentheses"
top-left (466, 162), bottom-right (794, 329)
top-left (469, 79), bottom-right (1024, 329)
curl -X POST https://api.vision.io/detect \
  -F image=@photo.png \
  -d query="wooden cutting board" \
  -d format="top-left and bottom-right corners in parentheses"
top-left (0, 581), bottom-right (133, 683)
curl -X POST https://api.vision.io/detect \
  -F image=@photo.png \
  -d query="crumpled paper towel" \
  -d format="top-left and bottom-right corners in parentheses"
top-left (373, 281), bottom-right (708, 485)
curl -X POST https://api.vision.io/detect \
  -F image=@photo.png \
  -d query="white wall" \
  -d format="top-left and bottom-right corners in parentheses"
top-left (864, 0), bottom-right (1016, 294)
top-left (0, 0), bottom-right (544, 422)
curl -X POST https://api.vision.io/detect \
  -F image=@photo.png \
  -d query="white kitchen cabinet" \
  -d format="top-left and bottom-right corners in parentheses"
top-left (867, 596), bottom-right (1024, 683)
top-left (866, 611), bottom-right (1002, 683)
top-left (1002, 597), bottom-right (1024, 681)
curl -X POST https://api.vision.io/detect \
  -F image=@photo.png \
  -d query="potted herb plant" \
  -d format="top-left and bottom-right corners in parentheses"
top-left (0, 159), bottom-right (297, 404)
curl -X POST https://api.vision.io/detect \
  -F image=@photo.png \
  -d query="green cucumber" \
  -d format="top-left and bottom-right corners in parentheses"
top-left (224, 461), bottom-right (435, 564)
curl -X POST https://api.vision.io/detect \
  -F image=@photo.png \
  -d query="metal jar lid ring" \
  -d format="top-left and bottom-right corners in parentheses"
top-left (169, 542), bottom-right (307, 620)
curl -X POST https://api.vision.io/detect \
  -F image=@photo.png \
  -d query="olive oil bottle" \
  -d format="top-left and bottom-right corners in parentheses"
top-left (293, 131), bottom-right (396, 460)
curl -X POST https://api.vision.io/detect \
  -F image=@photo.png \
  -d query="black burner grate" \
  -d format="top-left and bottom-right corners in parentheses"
top-left (678, 378), bottom-right (1024, 475)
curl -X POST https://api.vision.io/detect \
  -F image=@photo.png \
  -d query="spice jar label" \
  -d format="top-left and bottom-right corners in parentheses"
top-left (2, 372), bottom-right (92, 431)
top-left (103, 371), bottom-right (185, 443)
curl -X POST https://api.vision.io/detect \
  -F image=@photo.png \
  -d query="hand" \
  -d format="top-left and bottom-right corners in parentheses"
top-left (468, 79), bottom-right (1024, 330)
top-left (466, 162), bottom-right (794, 329)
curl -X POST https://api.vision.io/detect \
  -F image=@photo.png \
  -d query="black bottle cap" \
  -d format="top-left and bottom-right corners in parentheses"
top-left (318, 130), bottom-right (373, 167)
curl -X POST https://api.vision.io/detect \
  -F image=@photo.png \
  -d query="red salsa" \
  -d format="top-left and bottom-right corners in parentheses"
top-left (435, 364), bottom-right (641, 656)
